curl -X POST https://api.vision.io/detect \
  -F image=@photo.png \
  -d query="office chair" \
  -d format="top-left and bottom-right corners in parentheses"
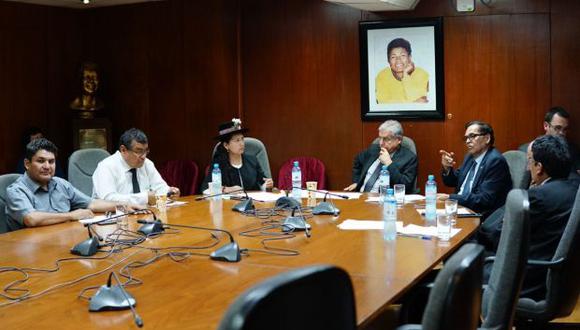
top-left (503, 150), bottom-right (528, 189)
top-left (159, 160), bottom-right (199, 195)
top-left (68, 148), bottom-right (110, 196)
top-left (212, 137), bottom-right (272, 178)
top-left (0, 173), bottom-right (21, 234)
top-left (277, 156), bottom-right (326, 190)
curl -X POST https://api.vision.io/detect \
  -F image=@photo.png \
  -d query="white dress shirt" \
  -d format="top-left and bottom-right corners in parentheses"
top-left (92, 151), bottom-right (169, 205)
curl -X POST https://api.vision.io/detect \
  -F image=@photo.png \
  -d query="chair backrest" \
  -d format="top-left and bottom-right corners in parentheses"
top-left (421, 243), bottom-right (484, 330)
top-left (0, 174), bottom-right (21, 234)
top-left (372, 136), bottom-right (418, 193)
top-left (481, 189), bottom-right (530, 330)
top-left (158, 160), bottom-right (199, 196)
top-left (68, 148), bottom-right (110, 196)
top-left (212, 137), bottom-right (272, 178)
top-left (217, 265), bottom-right (356, 330)
top-left (277, 157), bottom-right (326, 191)
top-left (503, 151), bottom-right (528, 189)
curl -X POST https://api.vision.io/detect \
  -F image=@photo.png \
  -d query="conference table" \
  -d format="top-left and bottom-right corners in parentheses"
top-left (0, 193), bottom-right (479, 329)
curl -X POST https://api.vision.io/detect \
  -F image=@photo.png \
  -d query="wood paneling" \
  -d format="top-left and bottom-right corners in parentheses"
top-left (0, 2), bottom-right (81, 174)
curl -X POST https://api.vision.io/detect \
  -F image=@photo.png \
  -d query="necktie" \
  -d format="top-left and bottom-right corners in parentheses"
top-left (363, 162), bottom-right (383, 192)
top-left (130, 168), bottom-right (140, 193)
top-left (461, 161), bottom-right (477, 196)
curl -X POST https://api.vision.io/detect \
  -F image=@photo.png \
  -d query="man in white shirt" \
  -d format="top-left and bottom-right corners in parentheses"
top-left (92, 128), bottom-right (180, 205)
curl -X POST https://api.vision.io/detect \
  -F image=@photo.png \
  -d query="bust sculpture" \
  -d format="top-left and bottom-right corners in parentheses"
top-left (70, 61), bottom-right (104, 118)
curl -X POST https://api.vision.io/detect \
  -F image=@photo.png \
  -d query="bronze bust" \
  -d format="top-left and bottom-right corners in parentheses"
top-left (70, 61), bottom-right (104, 118)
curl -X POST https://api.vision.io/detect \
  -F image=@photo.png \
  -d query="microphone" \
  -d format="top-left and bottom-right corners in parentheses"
top-left (71, 224), bottom-right (100, 256)
top-left (281, 207), bottom-right (311, 238)
top-left (137, 220), bottom-right (242, 262)
top-left (295, 188), bottom-right (346, 215)
top-left (89, 272), bottom-right (143, 327)
top-left (231, 190), bottom-right (254, 213)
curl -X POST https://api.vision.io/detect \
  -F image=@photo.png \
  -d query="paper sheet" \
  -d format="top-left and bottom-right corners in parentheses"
top-left (415, 207), bottom-right (474, 216)
top-left (365, 194), bottom-right (426, 203)
top-left (337, 219), bottom-right (461, 238)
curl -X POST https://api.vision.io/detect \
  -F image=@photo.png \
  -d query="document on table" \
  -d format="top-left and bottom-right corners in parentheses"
top-left (366, 194), bottom-right (426, 203)
top-left (337, 219), bottom-right (461, 238)
top-left (415, 207), bottom-right (477, 217)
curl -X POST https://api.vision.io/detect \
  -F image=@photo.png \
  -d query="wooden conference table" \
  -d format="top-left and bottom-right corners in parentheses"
top-left (0, 194), bottom-right (479, 329)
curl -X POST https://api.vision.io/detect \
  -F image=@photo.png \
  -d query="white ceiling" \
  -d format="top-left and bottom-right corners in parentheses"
top-left (1, 0), bottom-right (166, 10)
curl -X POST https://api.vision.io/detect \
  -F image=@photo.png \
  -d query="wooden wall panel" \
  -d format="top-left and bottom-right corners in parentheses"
top-left (0, 2), bottom-right (81, 174)
top-left (551, 0), bottom-right (580, 147)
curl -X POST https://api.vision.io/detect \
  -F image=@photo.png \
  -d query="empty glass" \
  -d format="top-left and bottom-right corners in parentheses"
top-left (394, 184), bottom-right (405, 207)
top-left (437, 214), bottom-right (451, 241)
top-left (445, 199), bottom-right (458, 225)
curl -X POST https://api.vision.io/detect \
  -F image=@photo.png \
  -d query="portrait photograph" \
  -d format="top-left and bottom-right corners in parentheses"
top-left (359, 17), bottom-right (444, 120)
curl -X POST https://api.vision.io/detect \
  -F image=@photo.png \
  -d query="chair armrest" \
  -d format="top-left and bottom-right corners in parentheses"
top-left (484, 256), bottom-right (496, 264)
top-left (526, 257), bottom-right (565, 268)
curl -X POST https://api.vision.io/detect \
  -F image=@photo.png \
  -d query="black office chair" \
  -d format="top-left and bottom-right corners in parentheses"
top-left (514, 186), bottom-right (580, 329)
top-left (480, 189), bottom-right (531, 330)
top-left (0, 173), bottom-right (21, 234)
top-left (217, 265), bottom-right (356, 330)
top-left (397, 243), bottom-right (485, 330)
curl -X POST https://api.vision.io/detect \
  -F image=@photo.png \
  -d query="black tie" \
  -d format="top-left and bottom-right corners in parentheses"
top-left (130, 168), bottom-right (140, 193)
top-left (461, 161), bottom-right (477, 196)
top-left (363, 162), bottom-right (383, 192)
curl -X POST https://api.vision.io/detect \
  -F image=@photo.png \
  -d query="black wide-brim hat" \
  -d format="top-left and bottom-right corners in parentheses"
top-left (215, 119), bottom-right (249, 141)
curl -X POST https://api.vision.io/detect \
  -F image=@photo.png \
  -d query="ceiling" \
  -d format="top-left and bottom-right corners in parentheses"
top-left (1, 0), bottom-right (165, 9)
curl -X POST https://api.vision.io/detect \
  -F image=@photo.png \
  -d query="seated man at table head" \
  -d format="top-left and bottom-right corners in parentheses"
top-left (485, 135), bottom-right (578, 300)
top-left (344, 120), bottom-right (418, 193)
top-left (92, 128), bottom-right (180, 206)
top-left (439, 120), bottom-right (512, 218)
top-left (5, 138), bottom-right (123, 231)
top-left (200, 118), bottom-right (274, 193)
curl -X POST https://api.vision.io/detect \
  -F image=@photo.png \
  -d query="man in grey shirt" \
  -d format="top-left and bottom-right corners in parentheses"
top-left (5, 138), bottom-right (135, 231)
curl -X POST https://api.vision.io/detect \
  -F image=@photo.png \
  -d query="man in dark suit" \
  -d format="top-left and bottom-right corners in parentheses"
top-left (484, 135), bottom-right (579, 300)
top-left (439, 121), bottom-right (512, 218)
top-left (344, 120), bottom-right (417, 193)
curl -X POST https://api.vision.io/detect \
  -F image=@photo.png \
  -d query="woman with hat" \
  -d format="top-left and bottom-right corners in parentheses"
top-left (201, 118), bottom-right (274, 193)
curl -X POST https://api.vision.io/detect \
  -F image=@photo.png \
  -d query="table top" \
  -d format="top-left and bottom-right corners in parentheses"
top-left (0, 194), bottom-right (479, 329)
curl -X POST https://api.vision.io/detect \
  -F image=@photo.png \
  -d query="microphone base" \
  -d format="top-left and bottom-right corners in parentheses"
top-left (275, 196), bottom-right (301, 209)
top-left (138, 221), bottom-right (165, 236)
top-left (232, 198), bottom-right (254, 213)
top-left (70, 237), bottom-right (100, 256)
top-left (281, 216), bottom-right (311, 232)
top-left (312, 202), bottom-right (340, 215)
top-left (89, 284), bottom-right (136, 312)
top-left (210, 242), bottom-right (241, 262)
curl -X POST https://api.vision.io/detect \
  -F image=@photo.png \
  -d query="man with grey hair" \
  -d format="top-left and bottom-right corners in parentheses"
top-left (344, 120), bottom-right (418, 192)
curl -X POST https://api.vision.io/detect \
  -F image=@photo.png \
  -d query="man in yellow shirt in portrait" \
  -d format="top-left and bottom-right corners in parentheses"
top-left (375, 38), bottom-right (429, 104)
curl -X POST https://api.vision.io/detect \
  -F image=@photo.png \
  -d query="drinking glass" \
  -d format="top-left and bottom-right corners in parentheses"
top-left (437, 214), bottom-right (451, 241)
top-left (445, 199), bottom-right (458, 225)
top-left (394, 184), bottom-right (405, 207)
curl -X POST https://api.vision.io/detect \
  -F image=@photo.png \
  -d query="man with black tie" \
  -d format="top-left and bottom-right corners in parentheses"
top-left (92, 128), bottom-right (180, 206)
top-left (344, 120), bottom-right (418, 193)
top-left (439, 121), bottom-right (512, 218)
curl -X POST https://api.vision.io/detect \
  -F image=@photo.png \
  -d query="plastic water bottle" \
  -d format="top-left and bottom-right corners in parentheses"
top-left (383, 188), bottom-right (397, 241)
top-left (211, 163), bottom-right (222, 198)
top-left (425, 174), bottom-right (437, 221)
top-left (378, 165), bottom-right (390, 192)
top-left (291, 161), bottom-right (302, 200)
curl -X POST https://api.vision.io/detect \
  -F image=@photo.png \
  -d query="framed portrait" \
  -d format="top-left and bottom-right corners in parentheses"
top-left (359, 17), bottom-right (444, 120)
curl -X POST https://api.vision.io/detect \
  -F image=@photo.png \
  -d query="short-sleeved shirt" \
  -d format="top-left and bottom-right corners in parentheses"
top-left (5, 173), bottom-right (92, 231)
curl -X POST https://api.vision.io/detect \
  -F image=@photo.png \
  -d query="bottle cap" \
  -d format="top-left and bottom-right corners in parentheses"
top-left (213, 163), bottom-right (219, 168)
top-left (382, 165), bottom-right (388, 170)
top-left (293, 161), bottom-right (299, 167)
top-left (387, 188), bottom-right (394, 195)
top-left (428, 174), bottom-right (435, 180)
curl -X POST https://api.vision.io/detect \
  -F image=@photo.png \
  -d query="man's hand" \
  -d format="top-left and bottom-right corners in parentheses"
top-left (224, 186), bottom-right (243, 194)
top-left (168, 187), bottom-right (180, 198)
top-left (379, 147), bottom-right (393, 166)
top-left (69, 209), bottom-right (94, 220)
top-left (404, 61), bottom-right (415, 76)
top-left (263, 178), bottom-right (274, 189)
top-left (343, 183), bottom-right (357, 191)
top-left (440, 150), bottom-right (456, 172)
top-left (437, 193), bottom-right (449, 201)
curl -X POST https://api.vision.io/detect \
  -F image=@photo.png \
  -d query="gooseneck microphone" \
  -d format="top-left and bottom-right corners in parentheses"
top-left (136, 220), bottom-right (242, 262)
top-left (295, 187), bottom-right (346, 215)
top-left (281, 207), bottom-right (311, 238)
top-left (71, 224), bottom-right (101, 256)
top-left (89, 271), bottom-right (143, 327)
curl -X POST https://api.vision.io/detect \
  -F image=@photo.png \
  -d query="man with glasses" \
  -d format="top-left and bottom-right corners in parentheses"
top-left (5, 138), bottom-right (132, 231)
top-left (519, 107), bottom-right (579, 178)
top-left (92, 128), bottom-right (180, 205)
top-left (344, 120), bottom-right (418, 193)
top-left (439, 121), bottom-right (512, 218)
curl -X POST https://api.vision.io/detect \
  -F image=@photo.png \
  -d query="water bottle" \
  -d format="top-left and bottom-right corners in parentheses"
top-left (211, 163), bottom-right (222, 198)
top-left (291, 161), bottom-right (302, 200)
top-left (425, 174), bottom-right (437, 221)
top-left (378, 165), bottom-right (390, 193)
top-left (383, 188), bottom-right (397, 241)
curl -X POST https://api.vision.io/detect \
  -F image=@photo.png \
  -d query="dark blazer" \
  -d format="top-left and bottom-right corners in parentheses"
top-left (352, 144), bottom-right (418, 193)
top-left (442, 147), bottom-right (512, 218)
top-left (201, 154), bottom-right (266, 191)
top-left (521, 178), bottom-right (579, 299)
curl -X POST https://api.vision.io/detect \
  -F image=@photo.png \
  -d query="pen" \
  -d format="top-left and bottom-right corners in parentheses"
top-left (398, 233), bottom-right (433, 240)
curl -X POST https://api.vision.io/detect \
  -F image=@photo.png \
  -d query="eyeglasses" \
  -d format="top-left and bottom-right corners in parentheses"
top-left (379, 136), bottom-right (400, 143)
top-left (129, 148), bottom-right (150, 157)
top-left (462, 133), bottom-right (485, 142)
top-left (547, 123), bottom-right (568, 133)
